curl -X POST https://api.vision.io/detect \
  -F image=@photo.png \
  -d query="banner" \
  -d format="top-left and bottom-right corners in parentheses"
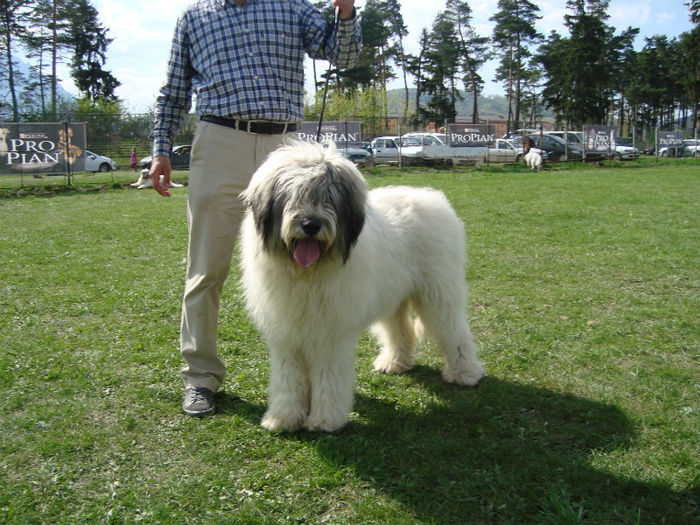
top-left (0, 122), bottom-right (87, 175)
top-left (657, 131), bottom-right (684, 149)
top-left (296, 121), bottom-right (362, 145)
top-left (584, 125), bottom-right (616, 153)
top-left (447, 124), bottom-right (495, 147)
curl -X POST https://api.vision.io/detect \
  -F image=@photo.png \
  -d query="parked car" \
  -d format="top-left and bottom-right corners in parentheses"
top-left (401, 131), bottom-right (447, 145)
top-left (370, 136), bottom-right (401, 165)
top-left (614, 137), bottom-right (641, 160)
top-left (683, 139), bottom-right (700, 157)
top-left (545, 130), bottom-right (613, 160)
top-left (659, 139), bottom-right (700, 157)
top-left (334, 144), bottom-right (372, 167)
top-left (84, 150), bottom-right (117, 172)
top-left (543, 130), bottom-right (583, 145)
top-left (504, 138), bottom-right (549, 162)
top-left (527, 133), bottom-right (583, 161)
top-left (485, 139), bottom-right (525, 163)
top-left (138, 144), bottom-right (191, 170)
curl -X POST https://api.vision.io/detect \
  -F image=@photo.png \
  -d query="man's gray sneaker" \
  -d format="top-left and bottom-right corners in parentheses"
top-left (183, 387), bottom-right (215, 416)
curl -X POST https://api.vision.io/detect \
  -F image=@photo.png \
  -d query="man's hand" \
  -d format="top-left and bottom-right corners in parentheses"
top-left (333, 0), bottom-right (355, 20)
top-left (150, 155), bottom-right (172, 197)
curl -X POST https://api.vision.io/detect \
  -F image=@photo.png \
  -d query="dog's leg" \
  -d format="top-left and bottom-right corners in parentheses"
top-left (415, 298), bottom-right (485, 386)
top-left (437, 322), bottom-right (485, 386)
top-left (305, 341), bottom-right (356, 432)
top-left (261, 345), bottom-right (309, 431)
top-left (372, 299), bottom-right (417, 374)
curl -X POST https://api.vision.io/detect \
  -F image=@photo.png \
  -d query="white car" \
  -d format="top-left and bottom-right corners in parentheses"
top-left (402, 131), bottom-right (447, 145)
top-left (84, 150), bottom-right (117, 172)
top-left (658, 139), bottom-right (699, 157)
top-left (614, 139), bottom-right (641, 160)
top-left (682, 139), bottom-right (700, 157)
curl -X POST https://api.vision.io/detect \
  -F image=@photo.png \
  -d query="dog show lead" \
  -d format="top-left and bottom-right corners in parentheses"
top-left (148, 0), bottom-right (361, 417)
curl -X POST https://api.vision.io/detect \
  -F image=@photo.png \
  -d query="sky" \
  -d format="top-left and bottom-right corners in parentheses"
top-left (58, 0), bottom-right (695, 113)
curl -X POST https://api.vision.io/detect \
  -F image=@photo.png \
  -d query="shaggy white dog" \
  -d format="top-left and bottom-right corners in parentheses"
top-left (524, 149), bottom-right (543, 170)
top-left (240, 142), bottom-right (485, 432)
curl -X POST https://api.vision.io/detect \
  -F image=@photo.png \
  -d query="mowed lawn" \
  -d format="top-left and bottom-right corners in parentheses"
top-left (0, 161), bottom-right (698, 524)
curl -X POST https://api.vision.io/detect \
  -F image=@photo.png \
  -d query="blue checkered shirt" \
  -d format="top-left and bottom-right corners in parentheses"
top-left (152, 0), bottom-right (361, 157)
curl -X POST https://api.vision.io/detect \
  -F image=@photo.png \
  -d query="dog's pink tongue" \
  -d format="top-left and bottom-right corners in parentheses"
top-left (294, 239), bottom-right (321, 267)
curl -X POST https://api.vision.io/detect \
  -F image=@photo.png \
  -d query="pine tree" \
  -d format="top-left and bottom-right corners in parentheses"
top-left (490, 0), bottom-right (542, 130)
top-left (445, 0), bottom-right (489, 123)
top-left (419, 13), bottom-right (461, 121)
top-left (65, 0), bottom-right (119, 101)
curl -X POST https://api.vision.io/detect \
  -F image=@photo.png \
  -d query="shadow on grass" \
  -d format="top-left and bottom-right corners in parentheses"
top-left (220, 368), bottom-right (697, 523)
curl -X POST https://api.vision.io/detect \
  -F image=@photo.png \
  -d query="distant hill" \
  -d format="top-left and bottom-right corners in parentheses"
top-left (385, 88), bottom-right (554, 122)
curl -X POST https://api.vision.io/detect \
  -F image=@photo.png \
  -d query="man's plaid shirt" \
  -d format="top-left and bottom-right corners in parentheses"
top-left (152, 0), bottom-right (361, 157)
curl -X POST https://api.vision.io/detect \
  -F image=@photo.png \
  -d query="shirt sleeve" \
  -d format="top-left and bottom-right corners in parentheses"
top-left (301, 1), bottom-right (362, 70)
top-left (151, 12), bottom-right (194, 158)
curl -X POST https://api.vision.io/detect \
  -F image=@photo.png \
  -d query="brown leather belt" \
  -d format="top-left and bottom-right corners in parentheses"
top-left (201, 115), bottom-right (297, 135)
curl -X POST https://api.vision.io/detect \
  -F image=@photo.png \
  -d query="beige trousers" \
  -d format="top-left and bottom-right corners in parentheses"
top-left (180, 120), bottom-right (287, 391)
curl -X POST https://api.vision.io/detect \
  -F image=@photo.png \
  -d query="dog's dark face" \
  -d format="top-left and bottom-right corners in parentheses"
top-left (242, 143), bottom-right (367, 267)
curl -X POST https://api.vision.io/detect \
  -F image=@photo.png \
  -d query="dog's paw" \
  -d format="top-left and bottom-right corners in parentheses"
top-left (373, 353), bottom-right (414, 374)
top-left (442, 362), bottom-right (485, 387)
top-left (261, 410), bottom-right (306, 432)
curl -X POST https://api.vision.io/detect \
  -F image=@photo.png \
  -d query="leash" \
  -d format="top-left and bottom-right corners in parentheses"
top-left (315, 6), bottom-right (341, 143)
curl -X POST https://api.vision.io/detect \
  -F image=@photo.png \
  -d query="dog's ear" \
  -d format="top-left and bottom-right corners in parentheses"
top-left (324, 163), bottom-right (366, 263)
top-left (242, 178), bottom-right (285, 251)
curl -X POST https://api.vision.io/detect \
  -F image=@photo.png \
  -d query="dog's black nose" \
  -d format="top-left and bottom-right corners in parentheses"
top-left (301, 217), bottom-right (322, 236)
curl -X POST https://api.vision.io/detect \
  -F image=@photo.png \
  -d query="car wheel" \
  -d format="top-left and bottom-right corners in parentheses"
top-left (515, 153), bottom-right (523, 162)
top-left (661, 150), bottom-right (669, 157)
top-left (98, 163), bottom-right (112, 172)
top-left (614, 153), bottom-right (622, 161)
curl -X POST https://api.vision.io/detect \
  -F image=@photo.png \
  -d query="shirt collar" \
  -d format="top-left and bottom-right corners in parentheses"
top-left (222, 0), bottom-right (252, 7)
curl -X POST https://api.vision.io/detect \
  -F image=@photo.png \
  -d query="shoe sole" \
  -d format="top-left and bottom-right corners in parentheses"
top-left (183, 404), bottom-right (215, 417)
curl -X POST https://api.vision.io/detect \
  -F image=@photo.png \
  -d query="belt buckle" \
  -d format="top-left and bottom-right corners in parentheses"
top-left (244, 120), bottom-right (264, 135)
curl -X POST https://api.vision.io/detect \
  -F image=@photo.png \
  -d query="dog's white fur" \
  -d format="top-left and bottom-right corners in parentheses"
top-left (131, 169), bottom-right (183, 189)
top-left (524, 149), bottom-right (543, 170)
top-left (240, 142), bottom-right (485, 432)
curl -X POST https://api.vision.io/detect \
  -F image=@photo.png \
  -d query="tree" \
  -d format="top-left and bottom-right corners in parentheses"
top-left (490, 0), bottom-right (542, 130)
top-left (0, 0), bottom-right (34, 121)
top-left (419, 13), bottom-right (462, 121)
top-left (445, 0), bottom-right (489, 123)
top-left (538, 0), bottom-right (640, 128)
top-left (381, 0), bottom-right (410, 117)
top-left (680, 2), bottom-right (700, 129)
top-left (65, 0), bottom-right (119, 101)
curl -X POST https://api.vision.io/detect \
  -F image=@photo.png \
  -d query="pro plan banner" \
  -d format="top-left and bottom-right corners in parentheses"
top-left (0, 122), bottom-right (87, 175)
top-left (584, 125), bottom-right (616, 153)
top-left (296, 121), bottom-right (362, 145)
top-left (658, 131), bottom-right (684, 149)
top-left (447, 123), bottom-right (496, 147)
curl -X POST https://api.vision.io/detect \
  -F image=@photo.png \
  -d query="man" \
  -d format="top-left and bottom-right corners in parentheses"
top-left (149, 0), bottom-right (361, 416)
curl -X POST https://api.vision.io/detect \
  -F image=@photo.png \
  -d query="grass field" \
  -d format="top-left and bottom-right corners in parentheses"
top-left (1, 160), bottom-right (698, 524)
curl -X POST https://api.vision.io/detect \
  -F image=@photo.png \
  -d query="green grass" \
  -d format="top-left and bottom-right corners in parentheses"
top-left (1, 160), bottom-right (698, 524)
